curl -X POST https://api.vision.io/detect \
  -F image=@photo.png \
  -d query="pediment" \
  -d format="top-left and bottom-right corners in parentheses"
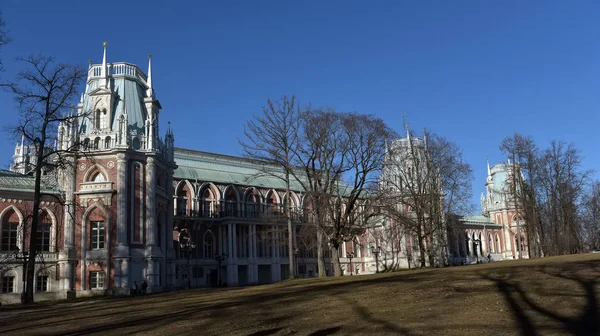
top-left (88, 87), bottom-right (115, 96)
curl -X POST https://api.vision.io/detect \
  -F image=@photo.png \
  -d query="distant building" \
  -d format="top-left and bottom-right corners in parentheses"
top-left (448, 161), bottom-right (528, 264)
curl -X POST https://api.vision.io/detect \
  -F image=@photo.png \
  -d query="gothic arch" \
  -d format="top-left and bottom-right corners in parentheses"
top-left (39, 207), bottom-right (58, 253)
top-left (199, 182), bottom-right (221, 200)
top-left (83, 164), bottom-right (110, 182)
top-left (243, 187), bottom-right (262, 203)
top-left (175, 179), bottom-right (196, 200)
top-left (265, 189), bottom-right (281, 204)
top-left (0, 205), bottom-right (25, 250)
top-left (282, 191), bottom-right (300, 208)
top-left (81, 202), bottom-right (110, 251)
top-left (222, 185), bottom-right (240, 202)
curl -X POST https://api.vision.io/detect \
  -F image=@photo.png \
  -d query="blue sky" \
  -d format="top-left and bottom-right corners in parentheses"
top-left (1, 0), bottom-right (599, 212)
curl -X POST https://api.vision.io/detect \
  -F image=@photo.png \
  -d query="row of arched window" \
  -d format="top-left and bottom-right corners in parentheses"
top-left (0, 206), bottom-right (55, 252)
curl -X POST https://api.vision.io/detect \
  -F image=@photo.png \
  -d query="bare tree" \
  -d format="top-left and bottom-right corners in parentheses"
top-left (501, 135), bottom-right (592, 257)
top-left (239, 95), bottom-right (302, 279)
top-left (500, 133), bottom-right (543, 258)
top-left (0, 11), bottom-right (9, 72)
top-left (295, 109), bottom-right (394, 277)
top-left (580, 181), bottom-right (600, 251)
top-left (3, 55), bottom-right (85, 304)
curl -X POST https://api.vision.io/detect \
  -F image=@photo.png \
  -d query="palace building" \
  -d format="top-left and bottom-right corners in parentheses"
top-left (0, 45), bottom-right (525, 305)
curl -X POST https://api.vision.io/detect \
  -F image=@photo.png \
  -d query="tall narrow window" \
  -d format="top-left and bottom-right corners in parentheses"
top-left (203, 231), bottom-right (214, 258)
top-left (90, 271), bottom-right (105, 289)
top-left (36, 275), bottom-right (48, 292)
top-left (90, 221), bottom-right (105, 249)
top-left (36, 223), bottom-right (51, 252)
top-left (2, 276), bottom-right (14, 293)
top-left (1, 222), bottom-right (18, 251)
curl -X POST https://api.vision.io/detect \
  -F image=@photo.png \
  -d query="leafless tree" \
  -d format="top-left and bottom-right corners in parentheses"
top-left (580, 181), bottom-right (600, 251)
top-left (239, 95), bottom-right (302, 279)
top-left (500, 133), bottom-right (543, 258)
top-left (500, 135), bottom-right (592, 257)
top-left (0, 11), bottom-right (9, 72)
top-left (3, 55), bottom-right (85, 304)
top-left (294, 109), bottom-right (395, 277)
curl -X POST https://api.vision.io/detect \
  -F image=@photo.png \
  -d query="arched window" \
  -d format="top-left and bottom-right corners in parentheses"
top-left (203, 230), bottom-right (214, 258)
top-left (36, 211), bottom-right (52, 252)
top-left (202, 187), bottom-right (217, 218)
top-left (94, 137), bottom-right (100, 149)
top-left (223, 187), bottom-right (238, 217)
top-left (245, 189), bottom-right (260, 218)
top-left (266, 190), bottom-right (279, 216)
top-left (177, 186), bottom-right (189, 216)
top-left (2, 271), bottom-right (16, 293)
top-left (488, 233), bottom-right (493, 253)
top-left (1, 208), bottom-right (20, 251)
top-left (92, 172), bottom-right (105, 182)
top-left (104, 136), bottom-right (111, 149)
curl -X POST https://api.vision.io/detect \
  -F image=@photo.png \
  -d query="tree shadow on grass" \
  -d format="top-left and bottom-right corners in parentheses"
top-left (481, 260), bottom-right (600, 336)
top-left (0, 272), bottom-right (426, 335)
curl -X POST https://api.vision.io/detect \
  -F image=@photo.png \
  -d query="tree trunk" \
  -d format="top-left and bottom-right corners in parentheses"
top-left (25, 140), bottom-right (45, 304)
top-left (316, 228), bottom-right (326, 277)
top-left (285, 171), bottom-right (295, 279)
top-left (418, 231), bottom-right (426, 268)
top-left (331, 244), bottom-right (342, 276)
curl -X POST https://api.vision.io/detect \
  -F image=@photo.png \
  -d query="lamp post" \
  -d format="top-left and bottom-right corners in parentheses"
top-left (14, 248), bottom-right (29, 304)
top-left (293, 248), bottom-right (299, 278)
top-left (370, 244), bottom-right (380, 273)
top-left (214, 253), bottom-right (227, 287)
top-left (346, 252), bottom-right (354, 276)
top-left (178, 228), bottom-right (196, 289)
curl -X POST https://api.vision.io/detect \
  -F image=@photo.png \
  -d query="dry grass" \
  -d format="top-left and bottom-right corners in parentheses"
top-left (2, 254), bottom-right (600, 335)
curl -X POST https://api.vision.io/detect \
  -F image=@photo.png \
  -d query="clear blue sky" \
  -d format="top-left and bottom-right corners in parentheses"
top-left (1, 0), bottom-right (599, 213)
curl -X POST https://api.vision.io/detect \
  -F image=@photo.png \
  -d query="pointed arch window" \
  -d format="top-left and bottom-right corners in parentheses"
top-left (92, 172), bottom-right (105, 182)
top-left (36, 212), bottom-right (51, 252)
top-left (1, 209), bottom-right (19, 251)
top-left (202, 188), bottom-right (217, 218)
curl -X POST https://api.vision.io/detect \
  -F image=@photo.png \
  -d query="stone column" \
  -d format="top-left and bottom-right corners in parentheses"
top-left (165, 170), bottom-right (176, 289)
top-left (232, 223), bottom-right (237, 261)
top-left (59, 158), bottom-right (77, 294)
top-left (145, 157), bottom-right (157, 246)
top-left (116, 153), bottom-right (128, 246)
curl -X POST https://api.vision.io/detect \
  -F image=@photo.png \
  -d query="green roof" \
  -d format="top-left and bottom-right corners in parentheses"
top-left (173, 148), bottom-right (353, 196)
top-left (0, 169), bottom-right (61, 194)
top-left (459, 215), bottom-right (502, 227)
top-left (173, 149), bottom-right (307, 192)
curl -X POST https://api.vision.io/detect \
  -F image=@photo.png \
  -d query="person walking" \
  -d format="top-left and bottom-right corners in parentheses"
top-left (141, 280), bottom-right (148, 295)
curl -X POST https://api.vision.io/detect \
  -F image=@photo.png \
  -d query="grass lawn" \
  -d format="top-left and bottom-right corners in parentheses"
top-left (1, 254), bottom-right (600, 335)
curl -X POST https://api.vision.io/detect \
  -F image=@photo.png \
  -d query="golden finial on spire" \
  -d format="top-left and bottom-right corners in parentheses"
top-left (71, 103), bottom-right (74, 107)
top-left (103, 41), bottom-right (108, 47)
top-left (148, 53), bottom-right (152, 59)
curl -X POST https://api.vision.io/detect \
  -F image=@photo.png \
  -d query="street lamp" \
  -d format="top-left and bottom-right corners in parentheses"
top-left (214, 253), bottom-right (227, 287)
top-left (293, 248), bottom-right (299, 278)
top-left (14, 248), bottom-right (29, 304)
top-left (178, 228), bottom-right (196, 289)
top-left (369, 244), bottom-right (380, 273)
top-left (346, 252), bottom-right (354, 276)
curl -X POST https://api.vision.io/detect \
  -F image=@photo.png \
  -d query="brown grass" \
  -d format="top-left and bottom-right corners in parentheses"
top-left (2, 254), bottom-right (600, 335)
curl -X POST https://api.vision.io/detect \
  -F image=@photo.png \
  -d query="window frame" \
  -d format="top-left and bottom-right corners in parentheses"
top-left (90, 221), bottom-right (105, 250)
top-left (2, 276), bottom-right (15, 293)
top-left (90, 271), bottom-right (105, 290)
top-left (1, 221), bottom-right (18, 251)
top-left (36, 275), bottom-right (49, 292)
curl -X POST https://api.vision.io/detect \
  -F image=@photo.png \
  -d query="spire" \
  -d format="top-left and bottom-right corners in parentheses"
top-left (80, 93), bottom-right (84, 104)
top-left (146, 54), bottom-right (154, 98)
top-left (101, 41), bottom-right (108, 88)
top-left (487, 158), bottom-right (491, 176)
top-left (384, 138), bottom-right (388, 153)
top-left (405, 124), bottom-right (410, 140)
top-left (507, 157), bottom-right (511, 165)
top-left (423, 129), bottom-right (427, 147)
